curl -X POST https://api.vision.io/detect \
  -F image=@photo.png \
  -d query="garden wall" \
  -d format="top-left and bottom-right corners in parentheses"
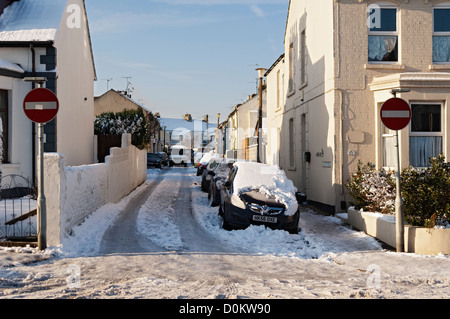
top-left (44, 134), bottom-right (147, 247)
top-left (347, 207), bottom-right (450, 255)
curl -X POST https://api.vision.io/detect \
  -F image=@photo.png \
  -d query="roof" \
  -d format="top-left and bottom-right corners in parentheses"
top-left (265, 53), bottom-right (285, 77)
top-left (0, 0), bottom-right (97, 80)
top-left (0, 0), bottom-right (67, 41)
top-left (159, 117), bottom-right (217, 132)
top-left (95, 89), bottom-right (153, 114)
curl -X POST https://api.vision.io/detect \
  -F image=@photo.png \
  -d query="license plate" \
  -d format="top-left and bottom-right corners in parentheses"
top-left (253, 215), bottom-right (277, 223)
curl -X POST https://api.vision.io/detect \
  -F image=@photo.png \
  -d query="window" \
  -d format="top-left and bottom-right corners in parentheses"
top-left (288, 43), bottom-right (295, 94)
top-left (0, 90), bottom-right (8, 163)
top-left (367, 4), bottom-right (398, 63)
top-left (289, 118), bottom-right (295, 168)
top-left (276, 70), bottom-right (281, 110)
top-left (409, 104), bottom-right (443, 167)
top-left (382, 124), bottom-right (396, 168)
top-left (300, 29), bottom-right (306, 85)
top-left (433, 4), bottom-right (450, 63)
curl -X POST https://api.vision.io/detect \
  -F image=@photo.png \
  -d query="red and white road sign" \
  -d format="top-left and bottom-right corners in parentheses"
top-left (23, 88), bottom-right (59, 124)
top-left (380, 98), bottom-right (411, 131)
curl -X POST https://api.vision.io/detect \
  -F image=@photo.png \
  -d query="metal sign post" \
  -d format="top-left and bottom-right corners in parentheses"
top-left (23, 77), bottom-right (59, 251)
top-left (380, 90), bottom-right (411, 252)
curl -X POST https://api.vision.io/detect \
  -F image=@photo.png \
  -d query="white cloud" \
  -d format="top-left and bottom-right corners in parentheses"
top-left (250, 4), bottom-right (265, 17)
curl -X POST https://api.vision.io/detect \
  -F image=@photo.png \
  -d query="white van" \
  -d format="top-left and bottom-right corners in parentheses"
top-left (169, 145), bottom-right (191, 167)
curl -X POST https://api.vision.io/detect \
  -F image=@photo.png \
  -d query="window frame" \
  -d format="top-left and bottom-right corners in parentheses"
top-left (432, 3), bottom-right (450, 64)
top-left (289, 118), bottom-right (295, 169)
top-left (300, 29), bottom-right (307, 87)
top-left (367, 3), bottom-right (399, 64)
top-left (409, 102), bottom-right (444, 168)
top-left (288, 43), bottom-right (295, 96)
top-left (381, 123), bottom-right (396, 170)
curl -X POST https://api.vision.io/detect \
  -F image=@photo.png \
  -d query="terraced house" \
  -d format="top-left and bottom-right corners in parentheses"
top-left (266, 0), bottom-right (450, 213)
top-left (0, 0), bottom-right (96, 185)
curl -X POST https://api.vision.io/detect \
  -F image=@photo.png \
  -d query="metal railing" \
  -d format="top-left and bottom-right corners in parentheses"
top-left (0, 174), bottom-right (37, 242)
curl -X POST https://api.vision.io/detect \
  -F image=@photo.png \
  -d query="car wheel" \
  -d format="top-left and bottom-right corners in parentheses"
top-left (222, 217), bottom-right (232, 231)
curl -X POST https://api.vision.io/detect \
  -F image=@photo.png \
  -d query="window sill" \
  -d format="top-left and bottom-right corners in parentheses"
top-left (287, 90), bottom-right (296, 98)
top-left (298, 82), bottom-right (308, 90)
top-left (365, 63), bottom-right (405, 70)
top-left (288, 167), bottom-right (297, 171)
top-left (429, 64), bottom-right (450, 70)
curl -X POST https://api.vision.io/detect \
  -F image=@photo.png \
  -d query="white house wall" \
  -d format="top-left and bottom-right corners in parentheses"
top-left (282, 0), bottom-right (336, 208)
top-left (54, 0), bottom-right (95, 166)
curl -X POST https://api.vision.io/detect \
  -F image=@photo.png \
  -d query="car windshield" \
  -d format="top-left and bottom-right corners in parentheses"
top-left (148, 154), bottom-right (159, 158)
top-left (215, 161), bottom-right (234, 177)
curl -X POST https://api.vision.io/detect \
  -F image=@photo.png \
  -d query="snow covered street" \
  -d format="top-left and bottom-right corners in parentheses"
top-left (0, 167), bottom-right (450, 301)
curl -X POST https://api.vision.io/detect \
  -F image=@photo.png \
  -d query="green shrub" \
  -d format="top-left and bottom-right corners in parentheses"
top-left (94, 109), bottom-right (150, 150)
top-left (346, 155), bottom-right (450, 228)
top-left (401, 155), bottom-right (450, 228)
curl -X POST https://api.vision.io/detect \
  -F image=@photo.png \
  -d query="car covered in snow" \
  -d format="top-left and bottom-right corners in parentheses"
top-left (201, 157), bottom-right (222, 192)
top-left (219, 162), bottom-right (300, 234)
top-left (196, 151), bottom-right (216, 176)
top-left (208, 159), bottom-right (235, 207)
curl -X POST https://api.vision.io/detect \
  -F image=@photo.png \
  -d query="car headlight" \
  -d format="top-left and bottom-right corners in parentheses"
top-left (230, 195), bottom-right (246, 210)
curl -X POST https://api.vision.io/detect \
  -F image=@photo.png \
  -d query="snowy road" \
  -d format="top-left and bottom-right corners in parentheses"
top-left (0, 167), bottom-right (450, 300)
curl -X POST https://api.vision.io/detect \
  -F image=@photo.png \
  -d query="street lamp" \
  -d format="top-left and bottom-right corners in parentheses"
top-left (256, 68), bottom-right (267, 163)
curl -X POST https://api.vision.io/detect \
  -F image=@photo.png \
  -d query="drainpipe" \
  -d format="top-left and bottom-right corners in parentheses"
top-left (30, 44), bottom-right (36, 188)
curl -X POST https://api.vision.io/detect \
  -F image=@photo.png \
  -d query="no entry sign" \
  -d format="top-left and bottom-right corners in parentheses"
top-left (23, 88), bottom-right (59, 124)
top-left (380, 98), bottom-right (411, 131)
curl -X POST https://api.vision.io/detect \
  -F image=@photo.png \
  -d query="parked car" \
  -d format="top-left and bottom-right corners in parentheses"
top-left (208, 159), bottom-right (235, 207)
top-left (157, 152), bottom-right (169, 166)
top-left (193, 152), bottom-right (204, 168)
top-left (147, 153), bottom-right (162, 169)
top-left (196, 151), bottom-right (216, 176)
top-left (200, 157), bottom-right (221, 192)
top-left (219, 162), bottom-right (300, 234)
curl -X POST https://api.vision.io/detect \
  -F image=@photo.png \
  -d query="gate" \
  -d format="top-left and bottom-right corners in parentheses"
top-left (0, 175), bottom-right (37, 244)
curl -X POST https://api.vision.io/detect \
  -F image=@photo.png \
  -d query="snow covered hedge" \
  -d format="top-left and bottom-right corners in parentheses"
top-left (94, 109), bottom-right (150, 150)
top-left (345, 161), bottom-right (395, 215)
top-left (346, 155), bottom-right (450, 228)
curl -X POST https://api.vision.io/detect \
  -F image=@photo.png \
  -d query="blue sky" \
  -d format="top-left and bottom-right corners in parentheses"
top-left (85, 0), bottom-right (289, 121)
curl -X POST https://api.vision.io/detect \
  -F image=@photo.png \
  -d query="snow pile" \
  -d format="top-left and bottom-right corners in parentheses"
top-left (198, 151), bottom-right (217, 166)
top-left (0, 59), bottom-right (24, 74)
top-left (232, 162), bottom-right (298, 216)
top-left (0, 0), bottom-right (66, 41)
top-left (191, 181), bottom-right (382, 259)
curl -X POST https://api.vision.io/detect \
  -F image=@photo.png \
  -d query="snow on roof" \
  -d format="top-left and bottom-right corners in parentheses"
top-left (159, 118), bottom-right (217, 132)
top-left (233, 162), bottom-right (299, 216)
top-left (0, 0), bottom-right (68, 41)
top-left (0, 57), bottom-right (24, 73)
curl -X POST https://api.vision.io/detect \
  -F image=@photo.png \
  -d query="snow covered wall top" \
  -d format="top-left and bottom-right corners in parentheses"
top-left (0, 0), bottom-right (68, 41)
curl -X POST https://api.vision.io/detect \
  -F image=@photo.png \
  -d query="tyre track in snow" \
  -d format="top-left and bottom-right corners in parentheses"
top-left (99, 170), bottom-right (169, 255)
top-left (172, 168), bottom-right (241, 298)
